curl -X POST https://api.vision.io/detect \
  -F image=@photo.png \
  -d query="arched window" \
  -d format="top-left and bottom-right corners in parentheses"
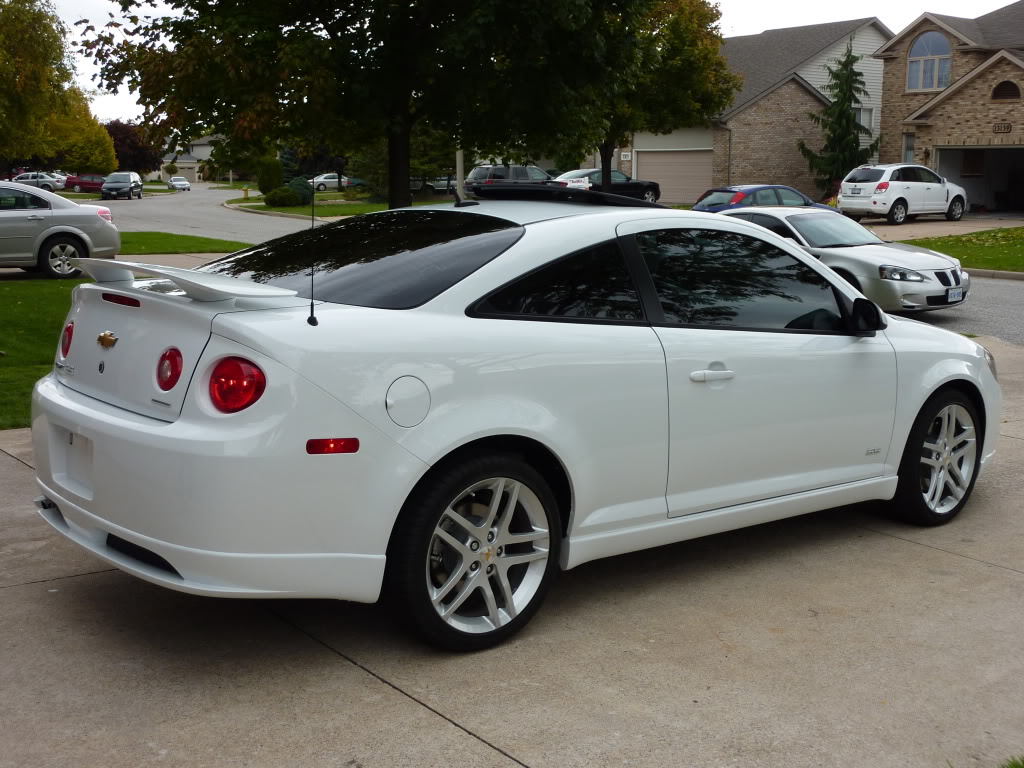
top-left (992, 80), bottom-right (1021, 100)
top-left (907, 31), bottom-right (952, 90)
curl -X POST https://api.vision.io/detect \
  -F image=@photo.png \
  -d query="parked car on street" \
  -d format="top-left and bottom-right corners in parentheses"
top-left (554, 168), bottom-right (661, 202)
top-left (466, 164), bottom-right (552, 188)
top-left (693, 184), bottom-right (833, 213)
top-left (0, 181), bottom-right (119, 277)
top-left (12, 172), bottom-right (65, 192)
top-left (308, 173), bottom-right (365, 191)
top-left (167, 176), bottom-right (192, 191)
top-left (837, 164), bottom-right (967, 224)
top-left (720, 206), bottom-right (969, 312)
top-left (101, 172), bottom-right (144, 200)
top-left (64, 174), bottom-right (107, 193)
top-left (33, 185), bottom-right (1000, 650)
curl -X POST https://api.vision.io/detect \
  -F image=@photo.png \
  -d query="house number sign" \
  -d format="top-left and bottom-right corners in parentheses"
top-left (993, 123), bottom-right (1012, 133)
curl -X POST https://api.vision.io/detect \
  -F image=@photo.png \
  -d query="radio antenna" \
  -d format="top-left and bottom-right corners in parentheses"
top-left (307, 175), bottom-right (318, 326)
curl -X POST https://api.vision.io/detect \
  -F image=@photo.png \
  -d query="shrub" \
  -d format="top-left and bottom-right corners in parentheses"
top-left (256, 157), bottom-right (284, 195)
top-left (163, 162), bottom-right (178, 176)
top-left (287, 176), bottom-right (314, 205)
top-left (263, 185), bottom-right (302, 207)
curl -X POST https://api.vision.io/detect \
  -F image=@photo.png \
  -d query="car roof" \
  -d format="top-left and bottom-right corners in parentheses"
top-left (0, 181), bottom-right (75, 207)
top-left (408, 198), bottom-right (722, 227)
top-left (719, 205), bottom-right (835, 218)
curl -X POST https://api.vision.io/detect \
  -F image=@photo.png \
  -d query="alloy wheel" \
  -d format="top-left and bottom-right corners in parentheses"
top-left (47, 242), bottom-right (80, 275)
top-left (426, 476), bottom-right (551, 635)
top-left (918, 404), bottom-right (977, 515)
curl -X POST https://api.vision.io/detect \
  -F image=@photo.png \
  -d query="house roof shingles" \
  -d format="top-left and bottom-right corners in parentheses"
top-left (890, 2), bottom-right (1024, 51)
top-left (721, 17), bottom-right (889, 118)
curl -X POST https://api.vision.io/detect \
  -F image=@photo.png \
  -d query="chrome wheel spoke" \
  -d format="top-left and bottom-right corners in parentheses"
top-left (439, 571), bottom-right (481, 618)
top-left (440, 506), bottom-right (479, 540)
top-left (434, 526), bottom-right (471, 559)
top-left (499, 528), bottom-right (547, 547)
top-left (479, 580), bottom-right (503, 628)
top-left (494, 567), bottom-right (518, 619)
top-left (431, 559), bottom-right (468, 605)
top-left (500, 548), bottom-right (548, 568)
top-left (918, 403), bottom-right (978, 515)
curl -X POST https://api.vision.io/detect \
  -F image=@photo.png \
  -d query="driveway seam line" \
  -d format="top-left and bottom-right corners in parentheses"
top-left (269, 608), bottom-right (531, 768)
top-left (855, 525), bottom-right (1024, 576)
top-left (0, 568), bottom-right (117, 590)
top-left (0, 449), bottom-right (34, 470)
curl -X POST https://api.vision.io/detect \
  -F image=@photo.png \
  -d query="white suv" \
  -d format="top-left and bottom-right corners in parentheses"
top-left (838, 164), bottom-right (967, 225)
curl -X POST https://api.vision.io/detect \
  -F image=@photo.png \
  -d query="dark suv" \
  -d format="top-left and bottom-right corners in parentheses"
top-left (466, 164), bottom-right (552, 187)
top-left (101, 172), bottom-right (143, 200)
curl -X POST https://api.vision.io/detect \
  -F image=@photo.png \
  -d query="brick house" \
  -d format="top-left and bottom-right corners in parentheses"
top-left (875, 1), bottom-right (1024, 211)
top-left (627, 18), bottom-right (892, 204)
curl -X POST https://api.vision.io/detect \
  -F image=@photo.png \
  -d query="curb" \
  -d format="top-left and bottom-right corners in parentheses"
top-left (221, 201), bottom-right (331, 222)
top-left (968, 268), bottom-right (1024, 281)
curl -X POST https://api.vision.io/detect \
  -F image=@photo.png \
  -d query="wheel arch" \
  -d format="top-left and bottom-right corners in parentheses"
top-left (928, 379), bottom-right (987, 442)
top-left (386, 434), bottom-right (574, 557)
top-left (36, 228), bottom-right (91, 259)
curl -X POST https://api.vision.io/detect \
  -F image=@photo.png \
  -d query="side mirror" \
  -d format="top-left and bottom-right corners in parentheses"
top-left (850, 297), bottom-right (886, 336)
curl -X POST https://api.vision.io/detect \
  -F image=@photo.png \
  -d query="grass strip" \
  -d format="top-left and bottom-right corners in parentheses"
top-left (119, 232), bottom-right (253, 255)
top-left (898, 227), bottom-right (1024, 272)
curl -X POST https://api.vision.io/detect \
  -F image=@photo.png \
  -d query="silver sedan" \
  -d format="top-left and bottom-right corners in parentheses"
top-left (0, 182), bottom-right (120, 278)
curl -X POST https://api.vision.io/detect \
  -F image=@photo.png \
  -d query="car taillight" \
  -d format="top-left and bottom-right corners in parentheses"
top-left (96, 207), bottom-right (112, 222)
top-left (209, 357), bottom-right (266, 413)
top-left (156, 347), bottom-right (183, 391)
top-left (874, 182), bottom-right (890, 194)
top-left (60, 322), bottom-right (74, 358)
top-left (729, 191), bottom-right (747, 204)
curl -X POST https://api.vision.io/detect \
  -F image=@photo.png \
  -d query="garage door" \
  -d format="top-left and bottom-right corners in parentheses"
top-left (635, 150), bottom-right (712, 205)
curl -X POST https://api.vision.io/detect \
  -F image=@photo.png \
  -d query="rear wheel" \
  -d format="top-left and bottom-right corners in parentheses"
top-left (387, 454), bottom-right (560, 651)
top-left (892, 390), bottom-right (981, 526)
top-left (887, 200), bottom-right (908, 225)
top-left (946, 197), bottom-right (965, 221)
top-left (38, 235), bottom-right (84, 278)
top-left (72, 184), bottom-right (82, 193)
top-left (642, 189), bottom-right (657, 203)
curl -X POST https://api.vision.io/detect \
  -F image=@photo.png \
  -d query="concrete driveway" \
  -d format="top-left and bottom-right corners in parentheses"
top-left (2, 336), bottom-right (1023, 767)
top-left (857, 211), bottom-right (1024, 241)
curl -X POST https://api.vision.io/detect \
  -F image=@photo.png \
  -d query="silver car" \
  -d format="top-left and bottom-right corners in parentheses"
top-left (12, 172), bottom-right (65, 192)
top-left (0, 182), bottom-right (120, 278)
top-left (167, 176), bottom-right (191, 191)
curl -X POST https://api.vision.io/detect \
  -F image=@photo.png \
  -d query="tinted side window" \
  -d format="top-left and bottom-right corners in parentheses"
top-left (489, 167), bottom-right (508, 180)
top-left (512, 167), bottom-right (529, 180)
top-left (611, 170), bottom-right (628, 183)
top-left (752, 188), bottom-right (779, 205)
top-left (635, 228), bottom-right (844, 332)
top-left (526, 166), bottom-right (549, 181)
top-left (776, 188), bottom-right (806, 206)
top-left (751, 214), bottom-right (797, 240)
top-left (918, 167), bottom-right (941, 183)
top-left (474, 241), bottom-right (643, 321)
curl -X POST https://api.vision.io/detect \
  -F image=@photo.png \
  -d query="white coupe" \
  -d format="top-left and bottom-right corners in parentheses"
top-left (31, 186), bottom-right (1001, 650)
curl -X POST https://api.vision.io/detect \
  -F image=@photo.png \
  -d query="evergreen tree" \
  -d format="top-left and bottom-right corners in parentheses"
top-left (798, 43), bottom-right (880, 195)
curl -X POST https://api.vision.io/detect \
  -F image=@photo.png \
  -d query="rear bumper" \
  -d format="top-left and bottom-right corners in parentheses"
top-left (838, 196), bottom-right (890, 215)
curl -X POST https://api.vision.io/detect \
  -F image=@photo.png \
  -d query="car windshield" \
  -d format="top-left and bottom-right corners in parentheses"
top-left (695, 190), bottom-right (736, 206)
top-left (170, 177), bottom-right (186, 182)
top-left (844, 168), bottom-right (885, 184)
top-left (786, 212), bottom-right (883, 248)
top-left (198, 209), bottom-right (524, 309)
top-left (107, 173), bottom-right (130, 182)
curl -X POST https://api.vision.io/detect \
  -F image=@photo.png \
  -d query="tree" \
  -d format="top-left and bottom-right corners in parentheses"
top-left (104, 120), bottom-right (163, 173)
top-left (80, 1), bottom-right (657, 209)
top-left (163, 161), bottom-right (178, 176)
top-left (47, 89), bottom-right (118, 174)
top-left (588, 0), bottom-right (740, 191)
top-left (0, 0), bottom-right (73, 171)
top-left (798, 43), bottom-right (880, 195)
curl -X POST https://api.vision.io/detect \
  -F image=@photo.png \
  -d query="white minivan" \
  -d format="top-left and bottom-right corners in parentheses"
top-left (837, 164), bottom-right (967, 225)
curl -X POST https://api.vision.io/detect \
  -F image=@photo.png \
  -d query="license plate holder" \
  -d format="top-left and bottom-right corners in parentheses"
top-left (947, 287), bottom-right (964, 302)
top-left (848, 187), bottom-right (861, 196)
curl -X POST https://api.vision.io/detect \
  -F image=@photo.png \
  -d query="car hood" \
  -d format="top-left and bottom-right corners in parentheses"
top-left (809, 241), bottom-right (959, 270)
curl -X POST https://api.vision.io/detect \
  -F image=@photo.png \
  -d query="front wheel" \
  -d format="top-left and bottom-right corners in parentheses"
top-left (892, 390), bottom-right (981, 526)
top-left (887, 200), bottom-right (908, 225)
top-left (946, 197), bottom-right (965, 221)
top-left (72, 184), bottom-right (82, 193)
top-left (38, 236), bottom-right (84, 278)
top-left (387, 455), bottom-right (560, 651)
top-left (316, 183), bottom-right (326, 191)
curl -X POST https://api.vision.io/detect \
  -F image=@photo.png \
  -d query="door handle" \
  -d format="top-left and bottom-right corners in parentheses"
top-left (689, 369), bottom-right (735, 383)
top-left (25, 215), bottom-right (44, 220)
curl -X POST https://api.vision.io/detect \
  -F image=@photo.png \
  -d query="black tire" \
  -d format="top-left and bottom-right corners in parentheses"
top-left (386, 454), bottom-right (561, 651)
top-left (41, 184), bottom-right (53, 192)
top-left (38, 235), bottom-right (84, 279)
top-left (642, 189), bottom-right (658, 203)
top-left (845, 214), bottom-right (862, 222)
top-left (892, 389), bottom-right (981, 526)
top-left (945, 197), bottom-right (965, 221)
top-left (886, 199), bottom-right (908, 225)
top-left (316, 183), bottom-right (326, 191)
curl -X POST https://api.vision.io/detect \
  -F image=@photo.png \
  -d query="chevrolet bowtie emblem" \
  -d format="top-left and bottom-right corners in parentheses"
top-left (97, 331), bottom-right (118, 349)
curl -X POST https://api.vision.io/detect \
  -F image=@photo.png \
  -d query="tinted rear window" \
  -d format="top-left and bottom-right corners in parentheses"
top-left (107, 173), bottom-right (130, 182)
top-left (467, 166), bottom-right (494, 181)
top-left (695, 190), bottom-right (737, 206)
top-left (199, 209), bottom-right (524, 309)
top-left (844, 168), bottom-right (884, 183)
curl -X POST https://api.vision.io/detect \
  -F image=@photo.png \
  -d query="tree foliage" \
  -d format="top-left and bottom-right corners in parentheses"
top-left (79, 0), bottom-right (673, 208)
top-left (104, 119), bottom-right (164, 173)
top-left (0, 0), bottom-right (74, 169)
top-left (50, 88), bottom-right (118, 174)
top-left (798, 43), bottom-right (880, 195)
top-left (589, 0), bottom-right (740, 190)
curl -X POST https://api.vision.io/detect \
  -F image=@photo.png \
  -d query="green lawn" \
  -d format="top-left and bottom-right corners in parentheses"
top-left (119, 232), bottom-right (253, 255)
top-left (899, 227), bottom-right (1024, 272)
top-left (0, 280), bottom-right (85, 429)
top-left (57, 191), bottom-right (101, 200)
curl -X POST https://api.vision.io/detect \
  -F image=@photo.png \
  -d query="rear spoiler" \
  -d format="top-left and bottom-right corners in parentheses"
top-left (73, 259), bottom-right (298, 302)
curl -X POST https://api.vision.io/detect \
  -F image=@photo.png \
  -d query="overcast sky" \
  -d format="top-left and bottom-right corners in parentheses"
top-left (56, 0), bottom-right (1016, 123)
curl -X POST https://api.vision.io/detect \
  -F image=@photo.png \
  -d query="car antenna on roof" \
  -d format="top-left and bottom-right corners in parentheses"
top-left (450, 184), bottom-right (478, 208)
top-left (307, 177), bottom-right (318, 326)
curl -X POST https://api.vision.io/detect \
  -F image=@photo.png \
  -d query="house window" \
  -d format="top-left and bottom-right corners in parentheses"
top-left (992, 80), bottom-right (1021, 100)
top-left (902, 133), bottom-right (915, 163)
top-left (907, 31), bottom-right (952, 91)
top-left (853, 107), bottom-right (874, 130)
top-left (961, 150), bottom-right (984, 177)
